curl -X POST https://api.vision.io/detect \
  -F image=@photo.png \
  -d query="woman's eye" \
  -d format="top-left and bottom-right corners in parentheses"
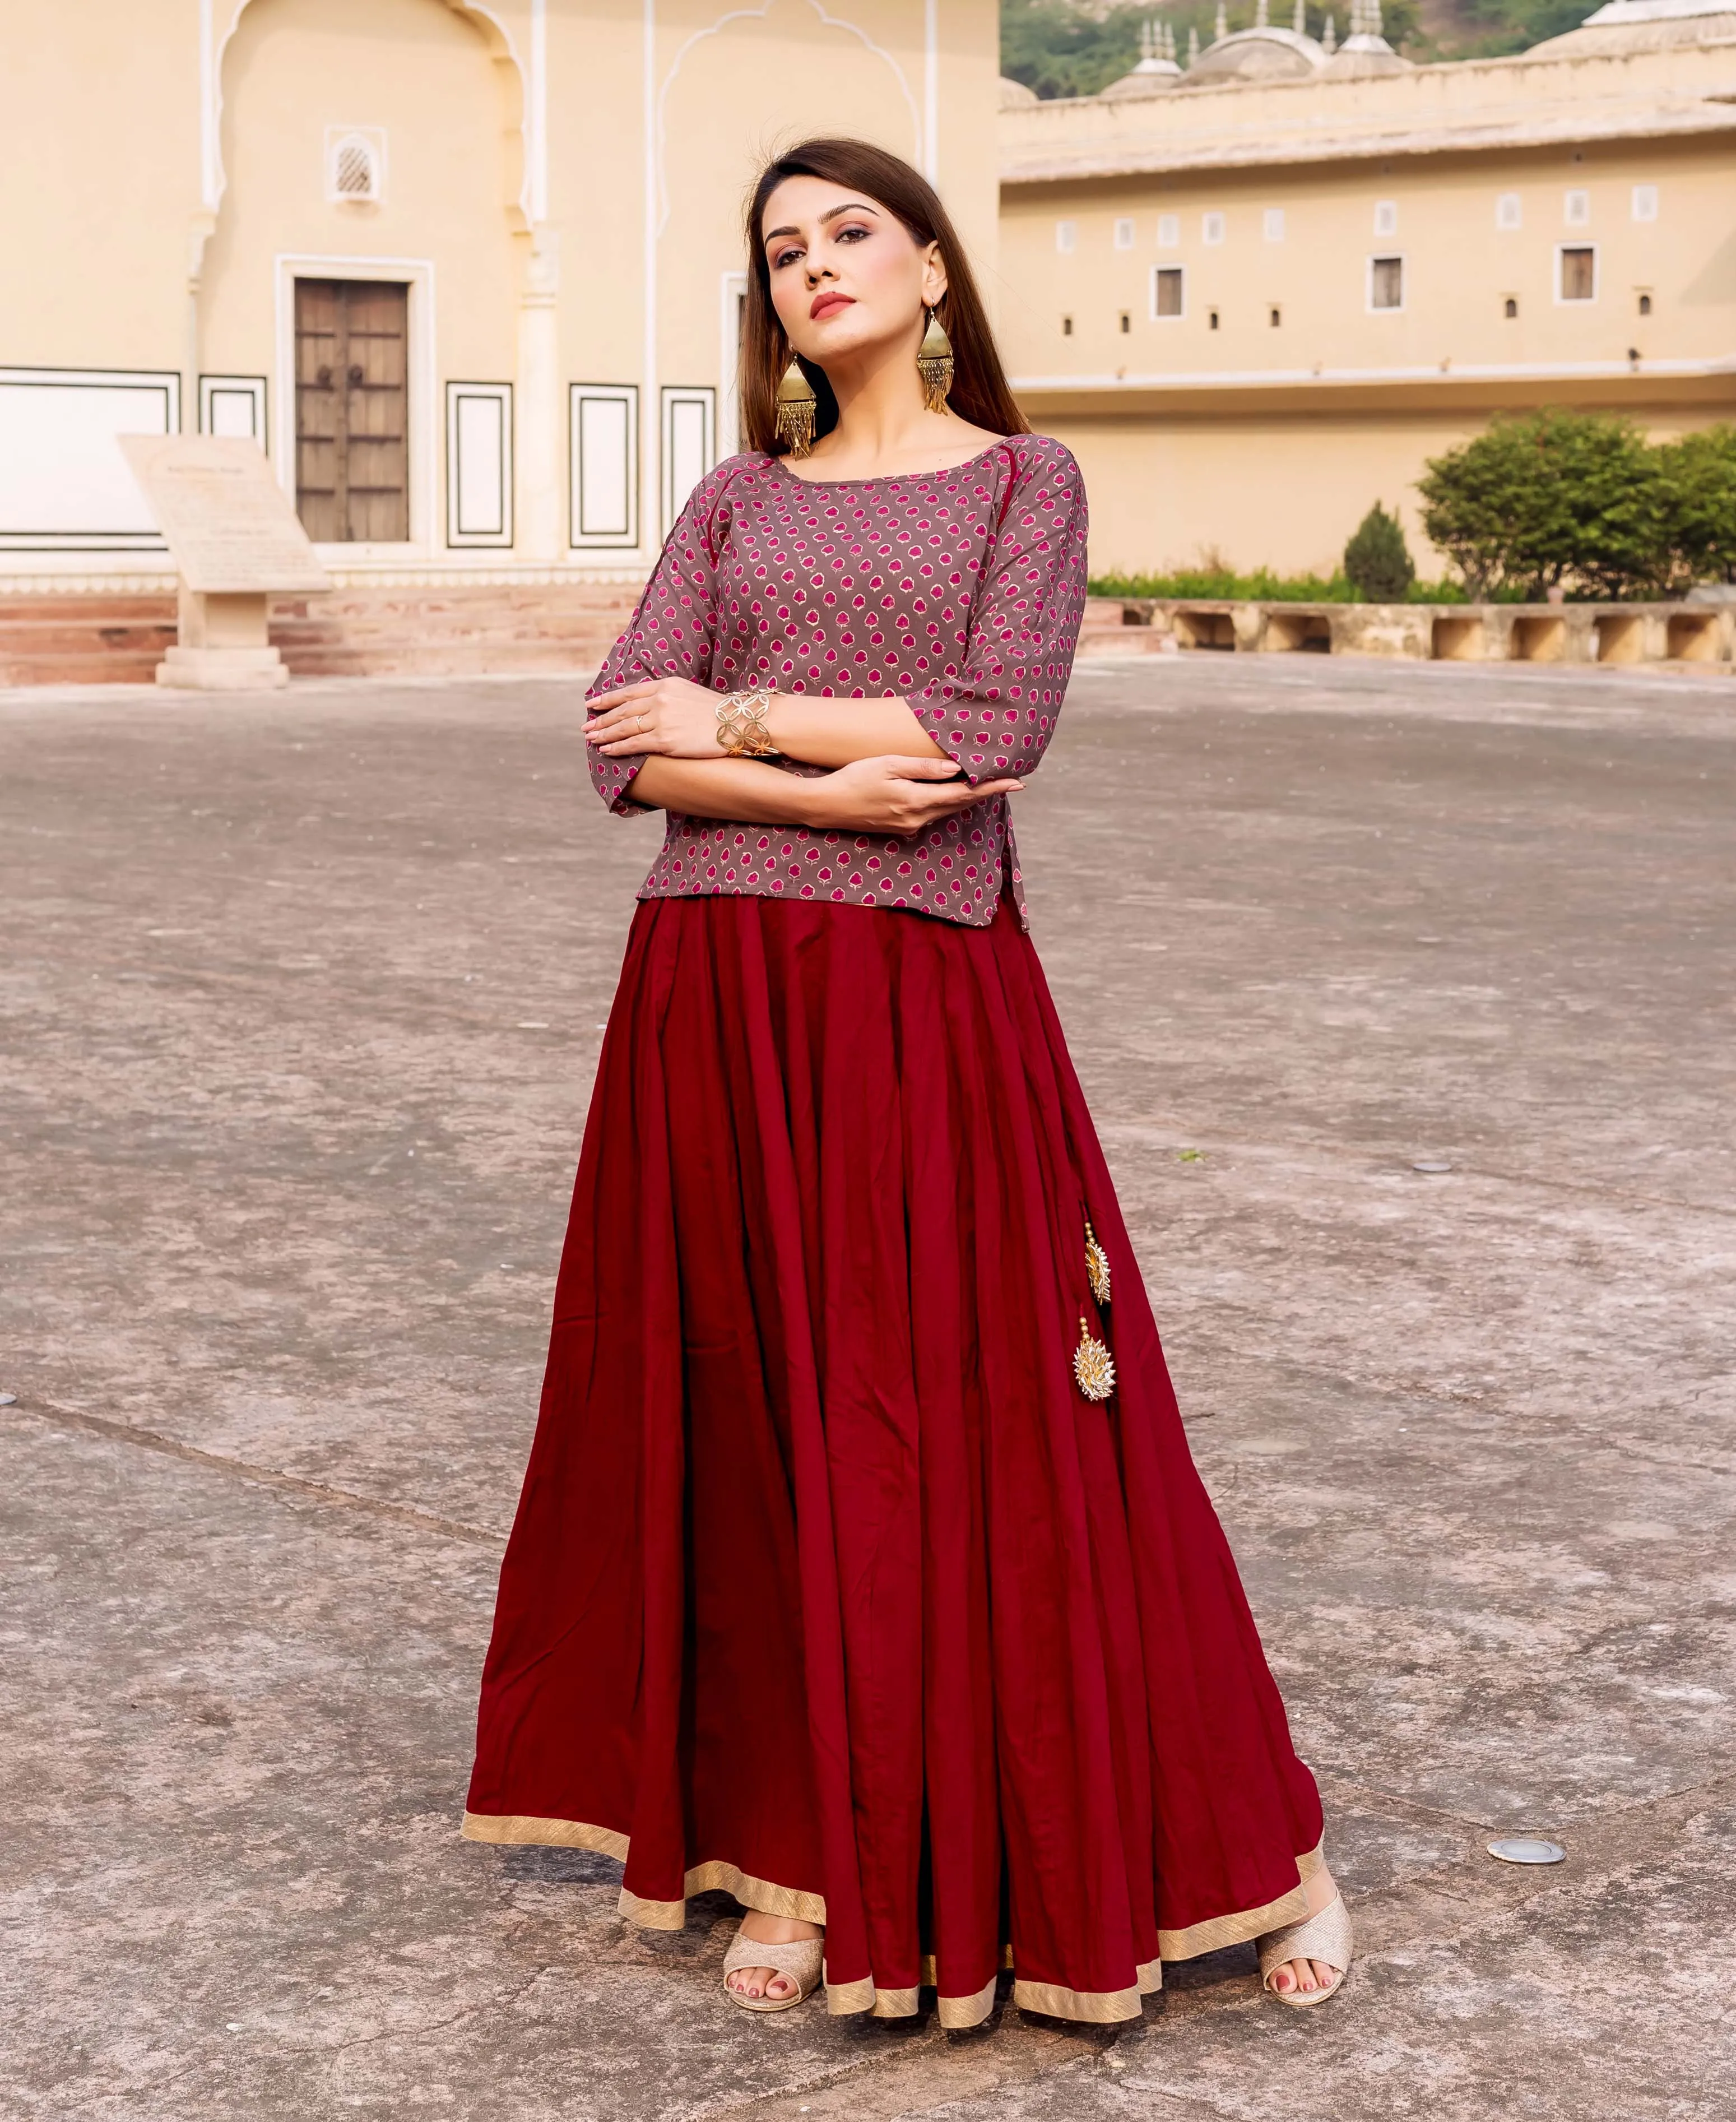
top-left (773, 245), bottom-right (802, 270)
top-left (835, 224), bottom-right (869, 244)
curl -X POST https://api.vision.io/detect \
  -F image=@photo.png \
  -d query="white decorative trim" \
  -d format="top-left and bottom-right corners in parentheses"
top-left (445, 381), bottom-right (514, 546)
top-left (272, 254), bottom-right (436, 553)
top-left (644, 0), bottom-right (659, 561)
top-left (570, 384), bottom-right (641, 550)
top-left (925, 0), bottom-right (939, 181)
top-left (206, 1), bottom-right (539, 226)
top-left (198, 373), bottom-right (267, 442)
top-left (719, 271), bottom-right (748, 459)
top-left (653, 1), bottom-right (922, 238)
top-left (1010, 353), bottom-right (1736, 392)
top-left (528, 0), bottom-right (549, 224)
top-left (661, 385), bottom-right (716, 534)
top-left (0, 367), bottom-right (181, 553)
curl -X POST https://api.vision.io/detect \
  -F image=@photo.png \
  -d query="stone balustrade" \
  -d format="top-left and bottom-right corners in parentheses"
top-left (1078, 596), bottom-right (1735, 669)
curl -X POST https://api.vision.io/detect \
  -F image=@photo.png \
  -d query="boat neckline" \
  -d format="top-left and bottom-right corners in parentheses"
top-left (767, 438), bottom-right (1016, 488)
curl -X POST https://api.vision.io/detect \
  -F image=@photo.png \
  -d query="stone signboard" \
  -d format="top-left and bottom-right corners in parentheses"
top-left (120, 434), bottom-right (330, 595)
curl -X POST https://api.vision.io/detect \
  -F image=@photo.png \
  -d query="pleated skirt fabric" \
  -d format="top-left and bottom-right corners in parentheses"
top-left (463, 893), bottom-right (1323, 2026)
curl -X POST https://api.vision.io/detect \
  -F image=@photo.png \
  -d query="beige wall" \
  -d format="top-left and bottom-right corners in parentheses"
top-left (1, 0), bottom-right (1000, 576)
top-left (998, 34), bottom-right (1736, 580)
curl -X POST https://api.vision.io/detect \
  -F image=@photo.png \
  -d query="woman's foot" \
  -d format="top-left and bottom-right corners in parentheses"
top-left (723, 1910), bottom-right (824, 2004)
top-left (1265, 1861), bottom-right (1343, 2000)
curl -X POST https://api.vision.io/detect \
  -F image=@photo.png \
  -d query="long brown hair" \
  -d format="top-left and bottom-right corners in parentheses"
top-left (740, 138), bottom-right (1028, 457)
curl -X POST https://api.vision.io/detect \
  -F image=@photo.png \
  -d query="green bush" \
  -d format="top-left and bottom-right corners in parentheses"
top-left (1343, 503), bottom-right (1416, 602)
top-left (1417, 410), bottom-right (1668, 601)
top-left (1086, 566), bottom-right (1469, 604)
top-left (1655, 425), bottom-right (1736, 588)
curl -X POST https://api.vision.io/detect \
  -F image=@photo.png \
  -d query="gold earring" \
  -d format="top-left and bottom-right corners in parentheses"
top-left (917, 307), bottom-right (954, 414)
top-left (774, 355), bottom-right (818, 458)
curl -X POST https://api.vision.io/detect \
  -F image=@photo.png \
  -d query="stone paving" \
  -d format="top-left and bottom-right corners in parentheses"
top-left (3, 655), bottom-right (1733, 2121)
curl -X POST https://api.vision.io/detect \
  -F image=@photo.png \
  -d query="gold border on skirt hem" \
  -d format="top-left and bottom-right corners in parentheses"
top-left (1013, 1977), bottom-right (1143, 2023)
top-left (1158, 1840), bottom-right (1325, 1963)
top-left (458, 1811), bottom-right (827, 1928)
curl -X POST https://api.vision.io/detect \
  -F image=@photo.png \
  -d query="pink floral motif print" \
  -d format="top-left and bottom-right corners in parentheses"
top-left (585, 434), bottom-right (1088, 930)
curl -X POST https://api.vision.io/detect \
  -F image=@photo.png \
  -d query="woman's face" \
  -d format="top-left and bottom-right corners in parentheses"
top-left (760, 175), bottom-right (946, 369)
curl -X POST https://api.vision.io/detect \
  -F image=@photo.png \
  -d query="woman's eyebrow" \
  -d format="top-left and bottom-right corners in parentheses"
top-left (762, 202), bottom-right (880, 247)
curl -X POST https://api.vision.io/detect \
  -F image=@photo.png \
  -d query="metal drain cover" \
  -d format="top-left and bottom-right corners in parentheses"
top-left (1487, 1837), bottom-right (1566, 1865)
top-left (1411, 1159), bottom-right (1454, 1174)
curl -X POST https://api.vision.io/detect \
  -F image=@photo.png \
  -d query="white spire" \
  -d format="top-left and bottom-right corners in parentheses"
top-left (1139, 13), bottom-right (1155, 60)
top-left (1322, 8), bottom-right (1336, 47)
top-left (1187, 22), bottom-right (1200, 63)
top-left (1214, 1), bottom-right (1228, 40)
top-left (1294, 0), bottom-right (1306, 28)
top-left (1256, 0), bottom-right (1270, 25)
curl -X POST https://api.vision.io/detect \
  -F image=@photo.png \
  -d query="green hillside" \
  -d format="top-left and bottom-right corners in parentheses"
top-left (1001, 0), bottom-right (1593, 100)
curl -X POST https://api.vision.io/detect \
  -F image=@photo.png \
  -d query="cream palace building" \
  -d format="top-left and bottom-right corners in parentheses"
top-left (1, 0), bottom-right (1732, 604)
top-left (0, 0), bottom-right (999, 589)
top-left (1000, 0), bottom-right (1736, 577)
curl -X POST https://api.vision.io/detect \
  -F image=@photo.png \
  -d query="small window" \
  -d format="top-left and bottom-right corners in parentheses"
top-left (1119, 311), bottom-right (1131, 333)
top-left (1269, 305), bottom-right (1281, 328)
top-left (1152, 265), bottom-right (1185, 320)
top-left (326, 128), bottom-right (384, 204)
top-left (1373, 199), bottom-right (1398, 237)
top-left (1264, 208), bottom-right (1285, 243)
top-left (1369, 255), bottom-right (1404, 311)
top-left (1157, 212), bottom-right (1180, 249)
top-left (1637, 291), bottom-right (1653, 316)
top-left (1565, 188), bottom-right (1590, 227)
top-left (1055, 220), bottom-right (1077, 255)
top-left (1208, 307), bottom-right (1220, 331)
top-left (1202, 211), bottom-right (1225, 246)
top-left (1113, 217), bottom-right (1135, 251)
top-left (1062, 314), bottom-right (1074, 335)
top-left (1558, 244), bottom-right (1596, 302)
top-left (1632, 184), bottom-right (1658, 223)
top-left (1503, 295), bottom-right (1518, 319)
top-left (1496, 192), bottom-right (1521, 231)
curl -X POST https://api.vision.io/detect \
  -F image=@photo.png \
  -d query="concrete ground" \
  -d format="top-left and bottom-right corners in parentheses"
top-left (3, 654), bottom-right (1733, 2121)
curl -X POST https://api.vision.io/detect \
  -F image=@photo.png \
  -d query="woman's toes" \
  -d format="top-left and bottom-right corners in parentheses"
top-left (766, 1973), bottom-right (793, 1999)
top-left (1293, 1958), bottom-right (1317, 1993)
top-left (1271, 1964), bottom-right (1294, 1993)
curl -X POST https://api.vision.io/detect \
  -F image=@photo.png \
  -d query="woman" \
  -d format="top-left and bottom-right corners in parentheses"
top-left (463, 138), bottom-right (1351, 2026)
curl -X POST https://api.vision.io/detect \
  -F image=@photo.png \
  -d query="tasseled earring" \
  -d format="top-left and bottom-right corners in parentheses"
top-left (917, 308), bottom-right (954, 414)
top-left (774, 355), bottom-right (818, 458)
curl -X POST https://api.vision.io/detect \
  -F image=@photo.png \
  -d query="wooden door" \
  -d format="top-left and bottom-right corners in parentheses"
top-left (294, 279), bottom-right (409, 542)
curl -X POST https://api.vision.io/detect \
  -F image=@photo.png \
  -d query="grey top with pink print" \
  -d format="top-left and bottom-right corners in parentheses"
top-left (585, 432), bottom-right (1088, 930)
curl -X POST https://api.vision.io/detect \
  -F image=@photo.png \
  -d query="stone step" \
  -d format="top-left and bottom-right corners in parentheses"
top-left (0, 582), bottom-right (642, 686)
top-left (1075, 622), bottom-right (1173, 659)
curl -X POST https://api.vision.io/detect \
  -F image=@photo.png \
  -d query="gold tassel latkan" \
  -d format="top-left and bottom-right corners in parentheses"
top-left (774, 356), bottom-right (818, 458)
top-left (1074, 1316), bottom-right (1116, 1403)
top-left (1085, 1218), bottom-right (1111, 1306)
top-left (917, 308), bottom-right (954, 415)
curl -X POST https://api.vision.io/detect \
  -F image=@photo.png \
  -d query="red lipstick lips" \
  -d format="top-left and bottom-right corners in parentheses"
top-left (809, 293), bottom-right (855, 321)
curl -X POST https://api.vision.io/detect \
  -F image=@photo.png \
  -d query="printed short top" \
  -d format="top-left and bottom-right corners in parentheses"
top-left (585, 432), bottom-right (1088, 929)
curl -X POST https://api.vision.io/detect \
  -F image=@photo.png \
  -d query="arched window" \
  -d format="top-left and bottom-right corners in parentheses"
top-left (327, 130), bottom-right (384, 205)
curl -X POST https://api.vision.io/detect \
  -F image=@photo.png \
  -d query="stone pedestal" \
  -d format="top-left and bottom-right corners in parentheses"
top-left (156, 587), bottom-right (288, 690)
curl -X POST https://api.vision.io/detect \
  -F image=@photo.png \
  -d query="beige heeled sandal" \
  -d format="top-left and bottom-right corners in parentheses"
top-left (721, 1929), bottom-right (824, 2014)
top-left (1257, 1893), bottom-right (1353, 2008)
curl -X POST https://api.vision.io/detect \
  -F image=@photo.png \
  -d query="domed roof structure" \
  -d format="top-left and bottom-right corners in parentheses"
top-left (1528, 0), bottom-right (1736, 53)
top-left (1321, 0), bottom-right (1410, 75)
top-left (999, 74), bottom-right (1039, 108)
top-left (1181, 0), bottom-right (1327, 85)
top-left (1102, 17), bottom-right (1184, 98)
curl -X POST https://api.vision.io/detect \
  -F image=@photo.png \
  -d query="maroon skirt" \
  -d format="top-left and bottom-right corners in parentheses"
top-left (463, 893), bottom-right (1322, 2026)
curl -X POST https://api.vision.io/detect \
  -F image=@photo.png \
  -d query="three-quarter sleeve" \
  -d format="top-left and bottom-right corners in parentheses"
top-left (584, 462), bottom-right (741, 814)
top-left (908, 437), bottom-right (1088, 789)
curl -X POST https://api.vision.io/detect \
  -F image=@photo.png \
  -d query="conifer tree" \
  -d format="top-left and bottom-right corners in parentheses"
top-left (1343, 502), bottom-right (1416, 602)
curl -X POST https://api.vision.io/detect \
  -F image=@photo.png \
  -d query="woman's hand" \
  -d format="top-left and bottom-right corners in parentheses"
top-left (586, 677), bottom-right (727, 759)
top-left (801, 756), bottom-right (1022, 835)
